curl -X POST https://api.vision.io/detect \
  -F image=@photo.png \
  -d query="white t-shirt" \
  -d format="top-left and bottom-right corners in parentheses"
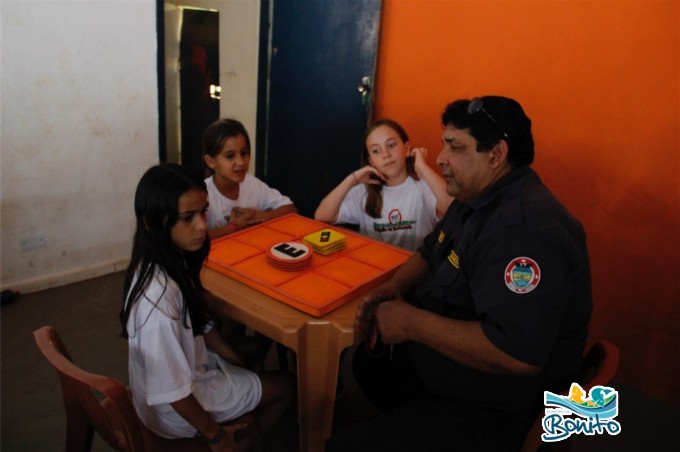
top-left (205, 174), bottom-right (294, 229)
top-left (125, 269), bottom-right (262, 439)
top-left (336, 176), bottom-right (439, 251)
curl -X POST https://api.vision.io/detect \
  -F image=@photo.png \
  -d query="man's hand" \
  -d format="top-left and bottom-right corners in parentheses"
top-left (354, 284), bottom-right (400, 335)
top-left (374, 299), bottom-right (419, 345)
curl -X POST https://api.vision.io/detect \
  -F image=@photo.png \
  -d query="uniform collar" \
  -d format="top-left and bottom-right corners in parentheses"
top-left (468, 165), bottom-right (533, 210)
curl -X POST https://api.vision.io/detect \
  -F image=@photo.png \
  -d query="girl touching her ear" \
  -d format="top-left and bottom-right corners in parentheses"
top-left (315, 119), bottom-right (453, 251)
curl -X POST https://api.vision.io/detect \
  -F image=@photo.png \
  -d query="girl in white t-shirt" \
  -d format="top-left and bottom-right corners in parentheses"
top-left (121, 164), bottom-right (294, 450)
top-left (315, 119), bottom-right (453, 250)
top-left (202, 118), bottom-right (297, 239)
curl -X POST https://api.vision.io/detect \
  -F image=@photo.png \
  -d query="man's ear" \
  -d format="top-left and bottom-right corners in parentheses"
top-left (489, 140), bottom-right (509, 168)
top-left (204, 154), bottom-right (215, 169)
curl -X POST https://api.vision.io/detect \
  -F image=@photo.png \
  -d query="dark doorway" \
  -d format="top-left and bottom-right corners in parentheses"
top-left (179, 9), bottom-right (220, 176)
top-left (256, 0), bottom-right (383, 217)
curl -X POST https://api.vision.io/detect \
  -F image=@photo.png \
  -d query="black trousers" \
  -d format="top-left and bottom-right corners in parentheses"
top-left (326, 342), bottom-right (532, 452)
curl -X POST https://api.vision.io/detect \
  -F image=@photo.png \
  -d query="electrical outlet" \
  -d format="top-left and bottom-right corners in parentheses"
top-left (20, 233), bottom-right (46, 252)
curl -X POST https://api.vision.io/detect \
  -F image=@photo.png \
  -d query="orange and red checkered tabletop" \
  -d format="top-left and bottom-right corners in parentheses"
top-left (206, 214), bottom-right (411, 317)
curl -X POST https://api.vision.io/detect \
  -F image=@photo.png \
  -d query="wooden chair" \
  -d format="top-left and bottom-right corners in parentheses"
top-left (520, 340), bottom-right (620, 452)
top-left (33, 325), bottom-right (264, 451)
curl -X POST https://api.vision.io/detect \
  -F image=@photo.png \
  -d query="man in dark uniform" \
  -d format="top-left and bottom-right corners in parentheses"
top-left (326, 96), bottom-right (592, 451)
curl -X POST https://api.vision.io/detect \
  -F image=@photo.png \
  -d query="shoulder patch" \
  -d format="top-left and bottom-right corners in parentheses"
top-left (448, 250), bottom-right (460, 269)
top-left (504, 257), bottom-right (540, 294)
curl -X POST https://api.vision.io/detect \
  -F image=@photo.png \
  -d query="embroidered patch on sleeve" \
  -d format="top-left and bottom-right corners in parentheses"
top-left (448, 250), bottom-right (460, 269)
top-left (505, 257), bottom-right (541, 294)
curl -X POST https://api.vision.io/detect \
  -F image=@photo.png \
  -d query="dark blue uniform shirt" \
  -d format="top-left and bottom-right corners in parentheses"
top-left (408, 166), bottom-right (592, 411)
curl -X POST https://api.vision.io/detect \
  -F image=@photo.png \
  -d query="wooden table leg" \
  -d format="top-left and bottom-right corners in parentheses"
top-left (295, 320), bottom-right (351, 452)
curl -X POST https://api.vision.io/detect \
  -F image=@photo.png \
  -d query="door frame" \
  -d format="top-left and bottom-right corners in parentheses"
top-left (159, 0), bottom-right (261, 167)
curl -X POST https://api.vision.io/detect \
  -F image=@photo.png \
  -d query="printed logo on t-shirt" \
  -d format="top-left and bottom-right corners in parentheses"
top-left (389, 209), bottom-right (402, 224)
top-left (504, 257), bottom-right (541, 294)
top-left (372, 208), bottom-right (416, 233)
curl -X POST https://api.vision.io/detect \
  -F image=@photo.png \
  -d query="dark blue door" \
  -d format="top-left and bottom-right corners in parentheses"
top-left (257, 0), bottom-right (382, 217)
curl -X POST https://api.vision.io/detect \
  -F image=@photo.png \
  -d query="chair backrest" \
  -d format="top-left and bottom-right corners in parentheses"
top-left (34, 325), bottom-right (145, 451)
top-left (519, 339), bottom-right (620, 452)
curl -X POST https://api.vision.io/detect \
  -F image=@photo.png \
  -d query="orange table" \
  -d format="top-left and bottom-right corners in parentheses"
top-left (203, 266), bottom-right (360, 452)
top-left (204, 214), bottom-right (410, 317)
top-left (202, 215), bottom-right (411, 452)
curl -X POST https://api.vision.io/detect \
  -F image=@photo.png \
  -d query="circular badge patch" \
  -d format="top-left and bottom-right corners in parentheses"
top-left (504, 257), bottom-right (541, 294)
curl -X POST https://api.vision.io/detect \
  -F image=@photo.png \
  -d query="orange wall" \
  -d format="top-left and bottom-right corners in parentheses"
top-left (374, 0), bottom-right (679, 406)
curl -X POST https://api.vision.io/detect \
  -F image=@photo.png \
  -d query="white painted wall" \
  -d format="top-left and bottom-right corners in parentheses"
top-left (0, 0), bottom-right (261, 294)
top-left (214, 0), bottom-right (260, 149)
top-left (0, 0), bottom-right (160, 293)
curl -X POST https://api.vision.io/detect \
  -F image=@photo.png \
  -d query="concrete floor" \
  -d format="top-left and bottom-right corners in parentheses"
top-left (1, 271), bottom-right (677, 451)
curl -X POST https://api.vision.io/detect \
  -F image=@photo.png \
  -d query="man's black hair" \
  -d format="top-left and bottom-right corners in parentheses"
top-left (441, 96), bottom-right (534, 167)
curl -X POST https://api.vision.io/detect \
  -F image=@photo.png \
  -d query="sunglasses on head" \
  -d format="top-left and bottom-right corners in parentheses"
top-left (467, 98), bottom-right (510, 141)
